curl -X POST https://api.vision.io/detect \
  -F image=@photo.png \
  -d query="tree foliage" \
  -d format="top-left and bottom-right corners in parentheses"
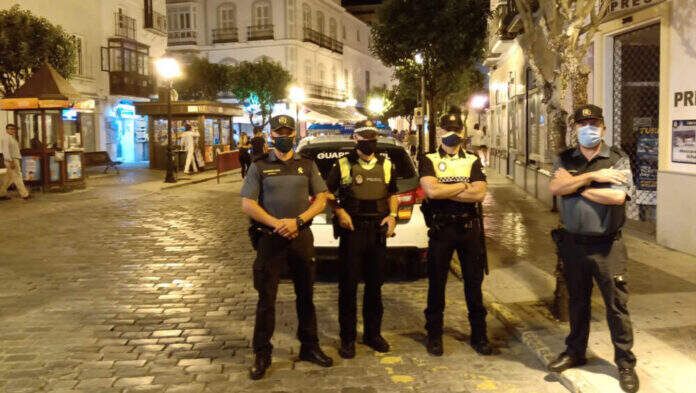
top-left (371, 0), bottom-right (490, 150)
top-left (385, 64), bottom-right (420, 127)
top-left (229, 58), bottom-right (292, 127)
top-left (514, 0), bottom-right (610, 151)
top-left (0, 5), bottom-right (76, 97)
top-left (174, 57), bottom-right (232, 101)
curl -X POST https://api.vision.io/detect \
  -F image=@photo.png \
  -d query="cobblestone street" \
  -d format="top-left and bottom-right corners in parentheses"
top-left (0, 171), bottom-right (566, 393)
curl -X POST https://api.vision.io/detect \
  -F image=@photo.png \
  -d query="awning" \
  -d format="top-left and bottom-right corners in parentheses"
top-left (0, 63), bottom-right (80, 110)
top-left (303, 103), bottom-right (367, 123)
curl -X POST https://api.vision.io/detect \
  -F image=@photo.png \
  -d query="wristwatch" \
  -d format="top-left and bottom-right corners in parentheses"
top-left (389, 212), bottom-right (398, 218)
top-left (296, 216), bottom-right (305, 228)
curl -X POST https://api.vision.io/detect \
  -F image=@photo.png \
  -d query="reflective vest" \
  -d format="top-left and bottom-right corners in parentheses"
top-left (425, 151), bottom-right (478, 184)
top-left (337, 155), bottom-right (392, 215)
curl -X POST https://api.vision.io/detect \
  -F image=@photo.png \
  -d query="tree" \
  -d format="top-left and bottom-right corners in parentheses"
top-left (0, 5), bottom-right (76, 97)
top-left (229, 58), bottom-right (292, 127)
top-left (385, 72), bottom-right (419, 132)
top-left (371, 0), bottom-right (490, 151)
top-left (174, 57), bottom-right (232, 101)
top-left (514, 0), bottom-right (610, 151)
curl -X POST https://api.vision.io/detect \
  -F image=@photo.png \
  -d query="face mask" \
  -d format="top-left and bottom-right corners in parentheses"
top-left (273, 136), bottom-right (294, 153)
top-left (356, 139), bottom-right (378, 156)
top-left (577, 125), bottom-right (602, 148)
top-left (441, 133), bottom-right (462, 147)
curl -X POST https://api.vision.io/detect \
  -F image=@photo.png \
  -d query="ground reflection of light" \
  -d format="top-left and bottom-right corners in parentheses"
top-left (172, 279), bottom-right (193, 288)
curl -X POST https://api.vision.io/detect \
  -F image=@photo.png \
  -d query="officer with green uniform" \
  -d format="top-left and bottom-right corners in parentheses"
top-left (547, 104), bottom-right (638, 393)
top-left (241, 115), bottom-right (333, 380)
top-left (419, 111), bottom-right (492, 356)
top-left (326, 120), bottom-right (399, 359)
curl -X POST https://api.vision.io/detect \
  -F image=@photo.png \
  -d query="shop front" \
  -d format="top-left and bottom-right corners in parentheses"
top-left (106, 100), bottom-right (150, 163)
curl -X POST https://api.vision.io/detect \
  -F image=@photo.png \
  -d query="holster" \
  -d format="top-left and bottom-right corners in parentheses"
top-left (550, 228), bottom-right (565, 249)
top-left (248, 223), bottom-right (274, 250)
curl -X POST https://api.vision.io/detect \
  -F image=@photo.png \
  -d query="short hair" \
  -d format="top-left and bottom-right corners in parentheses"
top-left (184, 124), bottom-right (192, 131)
top-left (6, 123), bottom-right (17, 130)
top-left (474, 123), bottom-right (480, 130)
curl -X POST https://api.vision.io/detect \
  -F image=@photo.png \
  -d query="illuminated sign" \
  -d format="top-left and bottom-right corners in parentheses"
top-left (62, 109), bottom-right (78, 121)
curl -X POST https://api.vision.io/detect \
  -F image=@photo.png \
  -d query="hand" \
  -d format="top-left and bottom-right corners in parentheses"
top-left (381, 215), bottom-right (396, 237)
top-left (336, 209), bottom-right (354, 231)
top-left (592, 168), bottom-right (627, 185)
top-left (7, 161), bottom-right (16, 170)
top-left (275, 218), bottom-right (299, 239)
top-left (554, 168), bottom-right (572, 180)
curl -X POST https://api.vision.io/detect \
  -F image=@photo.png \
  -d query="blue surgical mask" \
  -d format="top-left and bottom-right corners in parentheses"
top-left (577, 125), bottom-right (602, 148)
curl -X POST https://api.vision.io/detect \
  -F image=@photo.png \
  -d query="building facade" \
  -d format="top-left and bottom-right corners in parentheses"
top-left (485, 0), bottom-right (696, 256)
top-left (164, 0), bottom-right (391, 127)
top-left (1, 0), bottom-right (168, 163)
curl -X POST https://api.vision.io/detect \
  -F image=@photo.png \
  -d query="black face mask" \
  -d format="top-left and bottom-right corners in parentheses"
top-left (356, 139), bottom-right (378, 156)
top-left (441, 134), bottom-right (462, 147)
top-left (273, 136), bottom-right (294, 153)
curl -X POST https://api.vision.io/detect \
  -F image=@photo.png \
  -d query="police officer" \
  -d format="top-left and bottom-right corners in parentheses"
top-left (240, 115), bottom-right (333, 380)
top-left (326, 120), bottom-right (399, 359)
top-left (419, 111), bottom-right (492, 357)
top-left (547, 104), bottom-right (638, 393)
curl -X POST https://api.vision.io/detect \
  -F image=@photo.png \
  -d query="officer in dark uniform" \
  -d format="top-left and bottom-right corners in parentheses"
top-left (250, 126), bottom-right (267, 161)
top-left (547, 104), bottom-right (638, 393)
top-left (240, 115), bottom-right (333, 380)
top-left (419, 111), bottom-right (492, 357)
top-left (325, 120), bottom-right (399, 359)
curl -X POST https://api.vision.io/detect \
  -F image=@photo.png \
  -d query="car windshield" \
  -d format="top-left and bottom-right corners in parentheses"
top-left (300, 142), bottom-right (416, 180)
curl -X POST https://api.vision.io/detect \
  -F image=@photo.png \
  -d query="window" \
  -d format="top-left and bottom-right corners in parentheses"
top-left (318, 63), bottom-right (326, 84)
top-left (252, 1), bottom-right (271, 26)
top-left (218, 3), bottom-right (236, 29)
top-left (365, 70), bottom-right (370, 91)
top-left (102, 39), bottom-right (149, 76)
top-left (357, 28), bottom-right (361, 42)
top-left (302, 3), bottom-right (311, 28)
top-left (316, 11), bottom-right (324, 34)
top-left (342, 24), bottom-right (346, 40)
top-left (304, 60), bottom-right (312, 83)
top-left (343, 68), bottom-right (349, 91)
top-left (168, 4), bottom-right (196, 31)
top-left (72, 35), bottom-right (84, 76)
top-left (329, 18), bottom-right (337, 40)
top-left (331, 66), bottom-right (337, 87)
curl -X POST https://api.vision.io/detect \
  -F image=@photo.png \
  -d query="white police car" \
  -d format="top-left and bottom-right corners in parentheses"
top-left (297, 134), bottom-right (428, 276)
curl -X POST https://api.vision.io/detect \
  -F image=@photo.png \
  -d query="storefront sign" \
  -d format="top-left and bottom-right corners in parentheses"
top-left (674, 90), bottom-right (696, 107)
top-left (672, 120), bottom-right (696, 164)
top-left (636, 127), bottom-right (658, 191)
top-left (610, 0), bottom-right (662, 14)
top-left (66, 154), bottom-right (83, 180)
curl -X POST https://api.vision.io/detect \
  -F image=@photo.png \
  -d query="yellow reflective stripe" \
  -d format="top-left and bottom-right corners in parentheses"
top-left (338, 157), bottom-right (352, 185)
top-left (383, 157), bottom-right (392, 184)
top-left (427, 152), bottom-right (477, 180)
top-left (358, 157), bottom-right (378, 170)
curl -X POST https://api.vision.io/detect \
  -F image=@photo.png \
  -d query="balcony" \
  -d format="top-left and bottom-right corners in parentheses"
top-left (306, 83), bottom-right (347, 102)
top-left (145, 11), bottom-right (167, 36)
top-left (212, 27), bottom-right (239, 43)
top-left (168, 30), bottom-right (197, 46)
top-left (303, 28), bottom-right (343, 54)
top-left (247, 25), bottom-right (274, 41)
top-left (109, 71), bottom-right (154, 98)
top-left (114, 12), bottom-right (136, 40)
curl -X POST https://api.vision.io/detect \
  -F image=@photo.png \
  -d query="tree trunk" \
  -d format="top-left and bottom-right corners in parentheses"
top-left (427, 95), bottom-right (437, 152)
top-left (543, 81), bottom-right (568, 154)
top-left (572, 72), bottom-right (589, 107)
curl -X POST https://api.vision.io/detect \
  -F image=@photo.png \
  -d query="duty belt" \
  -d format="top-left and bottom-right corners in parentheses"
top-left (564, 230), bottom-right (622, 244)
top-left (432, 213), bottom-right (479, 228)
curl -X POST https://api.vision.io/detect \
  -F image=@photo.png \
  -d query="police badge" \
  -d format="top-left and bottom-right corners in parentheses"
top-left (438, 162), bottom-right (447, 172)
top-left (355, 174), bottom-right (364, 185)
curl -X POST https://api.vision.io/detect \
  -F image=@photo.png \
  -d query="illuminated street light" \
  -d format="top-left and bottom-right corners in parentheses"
top-left (288, 86), bottom-right (306, 132)
top-left (155, 57), bottom-right (182, 183)
top-left (470, 94), bottom-right (488, 110)
top-left (367, 96), bottom-right (386, 116)
top-left (345, 97), bottom-right (357, 107)
top-left (414, 52), bottom-right (424, 65)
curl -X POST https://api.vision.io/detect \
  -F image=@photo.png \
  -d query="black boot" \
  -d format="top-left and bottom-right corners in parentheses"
top-left (338, 341), bottom-right (355, 359)
top-left (547, 352), bottom-right (587, 373)
top-left (248, 352), bottom-right (271, 380)
top-left (618, 367), bottom-right (639, 393)
top-left (363, 335), bottom-right (390, 353)
top-left (470, 340), bottom-right (493, 356)
top-left (426, 336), bottom-right (443, 356)
top-left (299, 345), bottom-right (334, 367)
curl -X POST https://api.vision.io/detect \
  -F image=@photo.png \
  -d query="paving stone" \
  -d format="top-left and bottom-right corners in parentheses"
top-left (114, 376), bottom-right (155, 387)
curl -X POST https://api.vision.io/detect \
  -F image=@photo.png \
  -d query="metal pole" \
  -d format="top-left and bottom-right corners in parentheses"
top-left (418, 74), bottom-right (425, 156)
top-left (165, 80), bottom-right (176, 183)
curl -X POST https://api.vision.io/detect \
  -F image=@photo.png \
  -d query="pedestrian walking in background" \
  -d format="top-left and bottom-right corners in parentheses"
top-left (238, 132), bottom-right (252, 178)
top-left (250, 126), bottom-right (268, 161)
top-left (470, 124), bottom-right (489, 166)
top-left (419, 110), bottom-right (492, 357)
top-left (408, 130), bottom-right (418, 157)
top-left (181, 124), bottom-right (198, 175)
top-left (547, 104), bottom-right (638, 393)
top-left (0, 124), bottom-right (30, 201)
top-left (241, 115), bottom-right (333, 380)
top-left (326, 120), bottom-right (399, 359)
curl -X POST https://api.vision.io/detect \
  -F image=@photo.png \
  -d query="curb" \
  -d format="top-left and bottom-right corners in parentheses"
top-left (161, 169), bottom-right (241, 190)
top-left (449, 261), bottom-right (598, 393)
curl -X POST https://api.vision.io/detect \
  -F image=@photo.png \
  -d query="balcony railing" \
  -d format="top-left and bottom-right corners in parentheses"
top-left (145, 11), bottom-right (167, 36)
top-left (303, 28), bottom-right (343, 54)
top-left (212, 27), bottom-right (239, 43)
top-left (168, 30), bottom-right (197, 46)
top-left (109, 71), bottom-right (154, 98)
top-left (306, 83), bottom-right (347, 102)
top-left (247, 25), bottom-right (274, 41)
top-left (114, 12), bottom-right (136, 40)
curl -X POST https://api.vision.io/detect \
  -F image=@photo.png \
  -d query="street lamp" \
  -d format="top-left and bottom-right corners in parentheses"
top-left (367, 96), bottom-right (386, 116)
top-left (155, 57), bottom-right (182, 183)
top-left (469, 94), bottom-right (488, 126)
top-left (288, 86), bottom-right (306, 133)
top-left (414, 52), bottom-right (426, 155)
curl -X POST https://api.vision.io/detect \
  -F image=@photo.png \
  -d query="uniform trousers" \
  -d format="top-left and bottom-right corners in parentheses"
top-left (338, 218), bottom-right (387, 343)
top-left (425, 222), bottom-right (487, 341)
top-left (252, 229), bottom-right (319, 355)
top-left (559, 234), bottom-right (636, 369)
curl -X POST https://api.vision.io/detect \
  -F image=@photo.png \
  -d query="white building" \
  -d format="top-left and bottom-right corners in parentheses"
top-left (484, 0), bottom-right (696, 256)
top-left (1, 0), bottom-right (168, 163)
top-left (164, 0), bottom-right (391, 127)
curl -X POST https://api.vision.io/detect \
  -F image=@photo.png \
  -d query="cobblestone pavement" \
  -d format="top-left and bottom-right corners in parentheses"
top-left (0, 170), bottom-right (566, 393)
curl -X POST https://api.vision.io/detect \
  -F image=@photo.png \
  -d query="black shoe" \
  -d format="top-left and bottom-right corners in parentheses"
top-left (619, 367), bottom-right (639, 393)
top-left (248, 353), bottom-right (271, 380)
top-left (363, 335), bottom-right (390, 353)
top-left (338, 341), bottom-right (355, 359)
top-left (547, 352), bottom-right (587, 373)
top-left (426, 336), bottom-right (443, 356)
top-left (0, 196), bottom-right (11, 201)
top-left (470, 340), bottom-right (493, 356)
top-left (299, 345), bottom-right (333, 367)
